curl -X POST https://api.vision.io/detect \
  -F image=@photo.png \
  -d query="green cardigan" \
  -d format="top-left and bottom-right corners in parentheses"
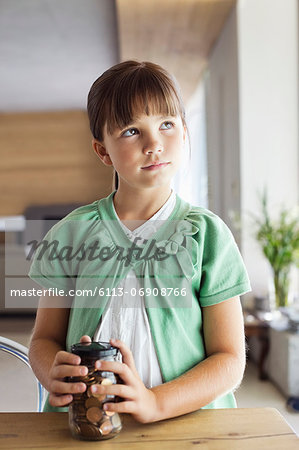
top-left (29, 191), bottom-right (251, 412)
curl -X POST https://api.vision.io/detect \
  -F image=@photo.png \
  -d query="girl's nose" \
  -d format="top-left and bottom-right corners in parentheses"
top-left (143, 138), bottom-right (163, 154)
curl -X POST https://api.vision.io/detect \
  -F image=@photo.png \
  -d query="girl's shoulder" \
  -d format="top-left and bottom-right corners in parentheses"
top-left (176, 197), bottom-right (236, 247)
top-left (40, 200), bottom-right (103, 244)
top-left (60, 200), bottom-right (100, 222)
top-left (61, 191), bottom-right (115, 223)
top-left (185, 204), bottom-right (220, 221)
top-left (179, 197), bottom-right (228, 230)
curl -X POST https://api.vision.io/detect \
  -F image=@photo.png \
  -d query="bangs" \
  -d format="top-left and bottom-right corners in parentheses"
top-left (87, 61), bottom-right (186, 141)
top-left (105, 70), bottom-right (185, 135)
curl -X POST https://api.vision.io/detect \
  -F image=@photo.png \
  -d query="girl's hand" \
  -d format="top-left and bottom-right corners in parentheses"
top-left (91, 339), bottom-right (158, 424)
top-left (48, 335), bottom-right (91, 407)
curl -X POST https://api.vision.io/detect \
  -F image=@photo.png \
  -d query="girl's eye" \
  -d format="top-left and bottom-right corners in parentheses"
top-left (160, 121), bottom-right (174, 130)
top-left (122, 128), bottom-right (139, 137)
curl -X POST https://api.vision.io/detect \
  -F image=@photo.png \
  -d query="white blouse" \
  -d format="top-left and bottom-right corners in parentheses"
top-left (93, 191), bottom-right (176, 388)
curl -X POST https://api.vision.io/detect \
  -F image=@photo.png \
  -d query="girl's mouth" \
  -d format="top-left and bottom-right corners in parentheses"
top-left (141, 162), bottom-right (170, 171)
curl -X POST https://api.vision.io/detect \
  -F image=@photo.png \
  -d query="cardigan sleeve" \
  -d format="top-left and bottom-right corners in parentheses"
top-left (28, 202), bottom-right (100, 293)
top-left (188, 209), bottom-right (251, 306)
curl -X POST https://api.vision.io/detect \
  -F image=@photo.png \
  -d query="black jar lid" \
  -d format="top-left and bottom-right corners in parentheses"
top-left (71, 341), bottom-right (118, 358)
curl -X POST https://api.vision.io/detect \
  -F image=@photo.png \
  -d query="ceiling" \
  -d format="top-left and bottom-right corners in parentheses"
top-left (0, 0), bottom-right (236, 111)
top-left (116, 0), bottom-right (237, 102)
top-left (0, 0), bottom-right (119, 111)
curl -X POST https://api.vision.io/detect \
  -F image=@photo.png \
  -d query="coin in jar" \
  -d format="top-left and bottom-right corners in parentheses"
top-left (80, 374), bottom-right (92, 383)
top-left (111, 413), bottom-right (122, 429)
top-left (86, 407), bottom-right (103, 424)
top-left (99, 420), bottom-right (113, 436)
top-left (69, 420), bottom-right (81, 437)
top-left (85, 397), bottom-right (101, 408)
top-left (85, 377), bottom-right (96, 386)
top-left (79, 423), bottom-right (102, 439)
top-left (71, 402), bottom-right (86, 417)
top-left (101, 378), bottom-right (113, 386)
top-left (71, 392), bottom-right (84, 402)
top-left (87, 386), bottom-right (99, 398)
top-left (88, 386), bottom-right (106, 401)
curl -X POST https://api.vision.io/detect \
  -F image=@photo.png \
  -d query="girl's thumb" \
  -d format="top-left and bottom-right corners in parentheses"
top-left (80, 335), bottom-right (92, 343)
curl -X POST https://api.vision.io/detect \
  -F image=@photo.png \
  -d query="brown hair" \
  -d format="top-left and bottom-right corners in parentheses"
top-left (87, 60), bottom-right (186, 190)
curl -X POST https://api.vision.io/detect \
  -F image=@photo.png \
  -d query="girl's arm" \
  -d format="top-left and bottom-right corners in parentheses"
top-left (29, 295), bottom-right (88, 407)
top-left (90, 296), bottom-right (246, 423)
top-left (150, 295), bottom-right (246, 420)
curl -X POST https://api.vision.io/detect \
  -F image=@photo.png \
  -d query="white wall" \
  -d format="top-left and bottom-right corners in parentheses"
top-left (173, 79), bottom-right (208, 208)
top-left (206, 0), bottom-right (298, 303)
top-left (0, 0), bottom-right (119, 111)
top-left (205, 7), bottom-right (241, 238)
top-left (237, 0), bottom-right (299, 301)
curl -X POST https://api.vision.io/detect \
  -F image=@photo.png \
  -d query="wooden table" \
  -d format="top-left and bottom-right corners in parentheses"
top-left (0, 408), bottom-right (298, 449)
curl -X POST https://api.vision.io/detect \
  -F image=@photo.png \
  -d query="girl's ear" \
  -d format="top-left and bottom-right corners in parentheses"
top-left (92, 139), bottom-right (113, 166)
top-left (183, 126), bottom-right (187, 143)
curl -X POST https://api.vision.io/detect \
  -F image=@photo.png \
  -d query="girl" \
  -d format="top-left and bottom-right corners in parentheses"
top-left (28, 60), bottom-right (251, 424)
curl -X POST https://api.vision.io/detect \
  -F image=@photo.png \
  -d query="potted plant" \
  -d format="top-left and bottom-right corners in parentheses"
top-left (250, 189), bottom-right (299, 309)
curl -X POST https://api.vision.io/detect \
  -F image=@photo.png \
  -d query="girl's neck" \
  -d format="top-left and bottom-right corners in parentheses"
top-left (113, 186), bottom-right (173, 222)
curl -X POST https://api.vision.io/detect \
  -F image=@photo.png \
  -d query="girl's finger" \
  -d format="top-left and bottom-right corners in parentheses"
top-left (103, 400), bottom-right (136, 415)
top-left (110, 339), bottom-right (138, 375)
top-left (90, 383), bottom-right (134, 400)
top-left (51, 364), bottom-right (88, 379)
top-left (55, 351), bottom-right (81, 366)
top-left (51, 379), bottom-right (87, 395)
top-left (80, 335), bottom-right (92, 343)
top-left (95, 359), bottom-right (136, 386)
top-left (49, 393), bottom-right (73, 407)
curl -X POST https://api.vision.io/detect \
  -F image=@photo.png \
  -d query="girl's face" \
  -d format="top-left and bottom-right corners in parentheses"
top-left (94, 114), bottom-right (186, 191)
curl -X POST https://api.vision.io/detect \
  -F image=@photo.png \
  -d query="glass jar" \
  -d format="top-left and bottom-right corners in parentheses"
top-left (68, 341), bottom-right (122, 441)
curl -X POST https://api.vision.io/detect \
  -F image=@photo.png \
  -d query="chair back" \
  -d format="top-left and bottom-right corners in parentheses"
top-left (0, 336), bottom-right (44, 412)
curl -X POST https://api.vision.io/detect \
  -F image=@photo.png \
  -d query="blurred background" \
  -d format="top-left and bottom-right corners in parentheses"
top-left (0, 0), bottom-right (299, 433)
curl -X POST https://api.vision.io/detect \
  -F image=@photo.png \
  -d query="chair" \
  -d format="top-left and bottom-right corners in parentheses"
top-left (0, 336), bottom-right (44, 412)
